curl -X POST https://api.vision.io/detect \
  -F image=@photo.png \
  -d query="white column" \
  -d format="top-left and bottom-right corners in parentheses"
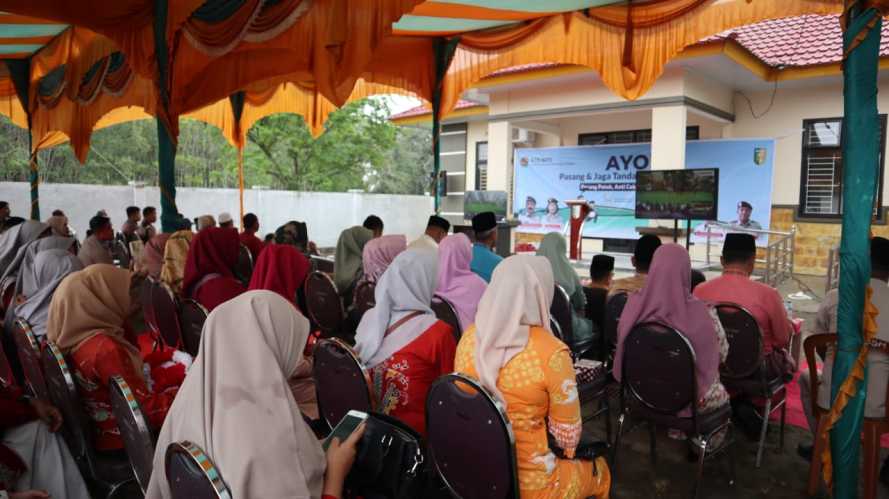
top-left (486, 121), bottom-right (512, 192)
top-left (651, 105), bottom-right (687, 170)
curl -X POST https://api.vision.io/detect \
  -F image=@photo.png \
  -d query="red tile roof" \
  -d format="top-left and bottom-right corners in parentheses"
top-left (391, 99), bottom-right (483, 120)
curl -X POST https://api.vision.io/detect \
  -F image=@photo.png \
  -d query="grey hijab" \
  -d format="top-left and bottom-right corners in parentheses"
top-left (2, 236), bottom-right (76, 296)
top-left (12, 249), bottom-right (83, 337)
top-left (0, 220), bottom-right (49, 274)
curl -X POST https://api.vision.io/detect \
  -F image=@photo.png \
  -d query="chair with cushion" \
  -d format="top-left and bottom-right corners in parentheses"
top-left (304, 271), bottom-right (345, 337)
top-left (604, 291), bottom-right (628, 364)
top-left (235, 244), bottom-right (253, 286)
top-left (165, 441), bottom-right (232, 499)
top-left (352, 281), bottom-right (376, 319)
top-left (109, 375), bottom-right (156, 494)
top-left (151, 280), bottom-right (184, 349)
top-left (309, 255), bottom-right (335, 274)
top-left (0, 275), bottom-right (15, 315)
top-left (312, 338), bottom-right (374, 429)
top-left (11, 319), bottom-right (48, 400)
top-left (178, 299), bottom-right (209, 357)
top-left (431, 295), bottom-right (462, 340)
top-left (613, 322), bottom-right (735, 499)
top-left (715, 303), bottom-right (786, 468)
top-left (426, 373), bottom-right (519, 499)
top-left (42, 342), bottom-right (137, 498)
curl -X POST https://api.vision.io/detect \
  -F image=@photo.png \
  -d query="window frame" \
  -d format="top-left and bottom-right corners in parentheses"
top-left (577, 126), bottom-right (700, 146)
top-left (475, 141), bottom-right (488, 190)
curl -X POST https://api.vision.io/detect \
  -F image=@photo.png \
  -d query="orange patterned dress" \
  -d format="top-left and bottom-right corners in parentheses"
top-left (455, 326), bottom-right (611, 499)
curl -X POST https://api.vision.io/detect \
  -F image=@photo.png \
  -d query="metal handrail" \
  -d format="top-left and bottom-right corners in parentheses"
top-left (703, 222), bottom-right (797, 287)
top-left (826, 247), bottom-right (840, 293)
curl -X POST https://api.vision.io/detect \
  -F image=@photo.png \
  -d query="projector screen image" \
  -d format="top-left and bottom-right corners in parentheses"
top-left (635, 168), bottom-right (719, 220)
top-left (464, 190), bottom-right (508, 221)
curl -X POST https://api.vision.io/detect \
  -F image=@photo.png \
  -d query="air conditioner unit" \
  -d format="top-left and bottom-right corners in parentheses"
top-left (511, 128), bottom-right (535, 144)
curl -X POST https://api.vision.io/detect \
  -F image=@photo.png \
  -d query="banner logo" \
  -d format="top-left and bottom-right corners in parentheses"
top-left (754, 147), bottom-right (767, 165)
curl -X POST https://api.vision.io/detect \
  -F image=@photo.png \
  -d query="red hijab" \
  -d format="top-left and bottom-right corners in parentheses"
top-left (247, 244), bottom-right (311, 307)
top-left (182, 227), bottom-right (241, 298)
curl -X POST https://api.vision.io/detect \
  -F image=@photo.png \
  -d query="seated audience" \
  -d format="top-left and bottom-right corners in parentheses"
top-left (46, 265), bottom-right (178, 451)
top-left (436, 233), bottom-right (487, 331)
top-left (797, 237), bottom-right (889, 461)
top-left (333, 226), bottom-right (374, 304)
top-left (360, 235), bottom-right (407, 285)
top-left (239, 213), bottom-right (265, 261)
top-left (363, 214), bottom-right (384, 238)
top-left (2, 233), bottom-right (76, 295)
top-left (469, 212), bottom-right (502, 283)
top-left (354, 249), bottom-right (456, 435)
top-left (275, 221), bottom-right (315, 255)
top-left (537, 232), bottom-right (596, 351)
top-left (196, 214), bottom-right (216, 232)
top-left (247, 245), bottom-right (317, 418)
top-left (160, 216), bottom-right (194, 294)
top-left (586, 254), bottom-right (614, 334)
top-left (145, 291), bottom-right (364, 499)
top-left (79, 215), bottom-right (114, 267)
top-left (408, 215), bottom-right (450, 251)
top-left (1, 382), bottom-right (91, 499)
top-left (12, 249), bottom-right (83, 338)
top-left (45, 213), bottom-right (71, 237)
top-left (0, 220), bottom-right (49, 272)
top-left (614, 245), bottom-right (729, 436)
top-left (454, 255), bottom-right (611, 498)
top-left (694, 233), bottom-right (794, 381)
top-left (137, 206), bottom-right (157, 243)
top-left (0, 201), bottom-right (10, 233)
top-left (218, 212), bottom-right (234, 229)
top-left (263, 233), bottom-right (274, 244)
top-left (611, 234), bottom-right (661, 294)
top-left (182, 227), bottom-right (246, 311)
top-left (136, 233), bottom-right (172, 279)
top-left (121, 206), bottom-right (141, 243)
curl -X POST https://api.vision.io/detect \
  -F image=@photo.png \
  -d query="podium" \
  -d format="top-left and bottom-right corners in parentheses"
top-left (565, 200), bottom-right (590, 260)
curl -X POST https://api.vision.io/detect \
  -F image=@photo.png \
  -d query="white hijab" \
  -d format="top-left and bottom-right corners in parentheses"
top-left (355, 248), bottom-right (440, 368)
top-left (145, 290), bottom-right (325, 499)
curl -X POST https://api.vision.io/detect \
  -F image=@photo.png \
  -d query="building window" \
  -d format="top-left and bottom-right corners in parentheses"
top-left (798, 116), bottom-right (886, 219)
top-left (475, 141), bottom-right (488, 190)
top-left (578, 126), bottom-right (699, 145)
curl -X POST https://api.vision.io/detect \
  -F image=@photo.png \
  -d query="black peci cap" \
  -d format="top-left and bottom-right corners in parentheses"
top-left (723, 233), bottom-right (756, 257)
top-left (634, 234), bottom-right (662, 265)
top-left (428, 215), bottom-right (450, 232)
top-left (472, 212), bottom-right (497, 233)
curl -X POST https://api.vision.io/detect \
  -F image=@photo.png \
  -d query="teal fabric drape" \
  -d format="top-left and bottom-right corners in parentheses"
top-left (156, 118), bottom-right (179, 233)
top-left (431, 37), bottom-right (460, 213)
top-left (830, 5), bottom-right (882, 498)
top-left (37, 65), bottom-right (66, 97)
top-left (192, 0), bottom-right (248, 23)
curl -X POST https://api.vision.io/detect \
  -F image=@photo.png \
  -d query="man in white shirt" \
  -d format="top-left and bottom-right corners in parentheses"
top-left (408, 215), bottom-right (450, 251)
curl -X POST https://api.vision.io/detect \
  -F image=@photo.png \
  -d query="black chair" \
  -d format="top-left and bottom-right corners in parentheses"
top-left (550, 285), bottom-right (575, 346)
top-left (151, 280), bottom-right (184, 349)
top-left (312, 338), bottom-right (374, 429)
top-left (431, 295), bottom-right (462, 340)
top-left (109, 375), bottom-right (156, 494)
top-left (165, 441), bottom-right (232, 499)
top-left (604, 291), bottom-right (628, 363)
top-left (42, 342), bottom-right (137, 498)
top-left (178, 299), bottom-right (209, 357)
top-left (112, 239), bottom-right (131, 269)
top-left (0, 340), bottom-right (13, 387)
top-left (235, 244), bottom-right (253, 285)
top-left (426, 373), bottom-right (519, 499)
top-left (614, 322), bottom-right (735, 499)
top-left (715, 302), bottom-right (786, 468)
top-left (352, 280), bottom-right (376, 318)
top-left (309, 255), bottom-right (335, 274)
top-left (11, 319), bottom-right (48, 400)
top-left (141, 277), bottom-right (157, 338)
top-left (0, 275), bottom-right (16, 315)
top-left (304, 271), bottom-right (345, 337)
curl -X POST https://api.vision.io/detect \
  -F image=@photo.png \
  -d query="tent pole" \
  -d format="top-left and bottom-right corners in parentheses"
top-left (431, 37), bottom-right (460, 214)
top-left (156, 118), bottom-right (178, 233)
top-left (28, 139), bottom-right (39, 221)
top-left (238, 147), bottom-right (245, 231)
top-left (830, 4), bottom-right (882, 498)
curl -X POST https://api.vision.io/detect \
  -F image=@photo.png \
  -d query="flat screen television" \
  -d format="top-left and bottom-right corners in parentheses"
top-left (464, 191), bottom-right (508, 221)
top-left (635, 168), bottom-right (719, 220)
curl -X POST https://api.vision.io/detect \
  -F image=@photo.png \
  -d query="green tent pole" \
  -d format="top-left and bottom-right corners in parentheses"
top-left (431, 37), bottom-right (460, 213)
top-left (28, 139), bottom-right (39, 221)
top-left (830, 5), bottom-right (882, 497)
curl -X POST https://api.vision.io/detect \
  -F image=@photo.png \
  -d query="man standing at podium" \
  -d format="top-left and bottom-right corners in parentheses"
top-left (470, 212), bottom-right (502, 283)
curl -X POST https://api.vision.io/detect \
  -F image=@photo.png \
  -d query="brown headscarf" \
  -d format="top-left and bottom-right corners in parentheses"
top-left (145, 290), bottom-right (325, 499)
top-left (160, 230), bottom-right (193, 294)
top-left (45, 264), bottom-right (141, 368)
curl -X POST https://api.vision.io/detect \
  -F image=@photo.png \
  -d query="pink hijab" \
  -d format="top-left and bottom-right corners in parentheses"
top-left (361, 235), bottom-right (407, 283)
top-left (613, 244), bottom-right (720, 401)
top-left (436, 233), bottom-right (487, 330)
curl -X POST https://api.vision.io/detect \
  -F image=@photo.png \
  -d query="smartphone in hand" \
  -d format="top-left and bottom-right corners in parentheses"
top-left (323, 410), bottom-right (368, 451)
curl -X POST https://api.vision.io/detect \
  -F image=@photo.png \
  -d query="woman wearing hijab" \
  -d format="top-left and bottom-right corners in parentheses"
top-left (46, 265), bottom-right (177, 452)
top-left (435, 233), bottom-right (487, 331)
top-left (160, 218), bottom-right (194, 294)
top-left (613, 244), bottom-right (729, 432)
top-left (182, 227), bottom-right (245, 311)
top-left (2, 235), bottom-right (76, 301)
top-left (136, 233), bottom-right (172, 279)
top-left (360, 234), bottom-right (407, 285)
top-left (12, 249), bottom-right (83, 338)
top-left (45, 214), bottom-right (70, 238)
top-left (536, 232), bottom-right (596, 352)
top-left (0, 221), bottom-right (48, 274)
top-left (454, 255), bottom-right (611, 499)
top-left (333, 226), bottom-right (373, 305)
top-left (145, 291), bottom-right (364, 499)
top-left (354, 249), bottom-right (456, 435)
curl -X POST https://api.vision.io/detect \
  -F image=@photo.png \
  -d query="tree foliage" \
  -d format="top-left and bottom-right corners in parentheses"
top-left (0, 97), bottom-right (433, 195)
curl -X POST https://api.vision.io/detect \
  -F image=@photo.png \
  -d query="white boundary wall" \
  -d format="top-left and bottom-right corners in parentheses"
top-left (0, 182), bottom-right (434, 248)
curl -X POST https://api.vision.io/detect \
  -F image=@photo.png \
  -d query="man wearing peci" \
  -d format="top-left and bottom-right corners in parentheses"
top-left (408, 215), bottom-right (450, 251)
top-left (469, 212), bottom-right (502, 283)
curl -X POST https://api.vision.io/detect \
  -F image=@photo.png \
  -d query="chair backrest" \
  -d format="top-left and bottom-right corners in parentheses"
top-left (431, 295), bottom-right (462, 340)
top-left (12, 319), bottom-right (48, 400)
top-left (177, 299), bottom-right (209, 357)
top-left (309, 255), bottom-right (335, 274)
top-left (141, 276), bottom-right (158, 335)
top-left (0, 275), bottom-right (16, 313)
top-left (426, 374), bottom-right (518, 499)
top-left (0, 340), bottom-right (13, 387)
top-left (352, 281), bottom-right (376, 318)
top-left (604, 291), bottom-right (628, 351)
top-left (151, 280), bottom-right (183, 349)
top-left (312, 338), bottom-right (374, 428)
top-left (42, 342), bottom-right (91, 462)
top-left (715, 303), bottom-right (764, 380)
top-left (621, 322), bottom-right (697, 416)
top-left (550, 285), bottom-right (574, 345)
top-left (235, 244), bottom-right (253, 285)
top-left (165, 441), bottom-right (232, 499)
top-left (113, 239), bottom-right (131, 269)
top-left (109, 375), bottom-right (155, 493)
top-left (304, 271), bottom-right (344, 334)
top-left (803, 333), bottom-right (837, 419)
